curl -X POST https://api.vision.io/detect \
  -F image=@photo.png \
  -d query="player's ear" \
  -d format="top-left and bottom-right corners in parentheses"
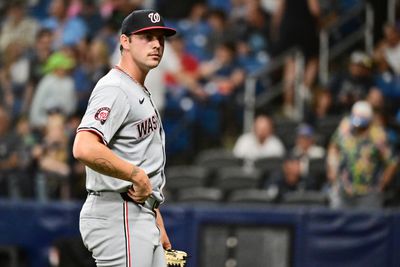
top-left (120, 34), bottom-right (131, 51)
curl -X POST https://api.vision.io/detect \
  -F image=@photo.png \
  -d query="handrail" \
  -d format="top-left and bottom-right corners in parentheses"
top-left (243, 3), bottom-right (374, 132)
top-left (248, 47), bottom-right (299, 78)
top-left (323, 3), bottom-right (365, 32)
top-left (388, 0), bottom-right (397, 24)
top-left (319, 3), bottom-right (374, 85)
top-left (243, 48), bottom-right (301, 132)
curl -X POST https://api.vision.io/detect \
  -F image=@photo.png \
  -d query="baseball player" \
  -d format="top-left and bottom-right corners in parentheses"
top-left (72, 10), bottom-right (176, 267)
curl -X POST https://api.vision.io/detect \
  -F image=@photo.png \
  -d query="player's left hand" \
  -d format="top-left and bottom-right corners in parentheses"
top-left (160, 226), bottom-right (171, 250)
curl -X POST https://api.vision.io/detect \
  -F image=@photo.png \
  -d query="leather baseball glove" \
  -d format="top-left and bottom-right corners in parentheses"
top-left (164, 249), bottom-right (188, 267)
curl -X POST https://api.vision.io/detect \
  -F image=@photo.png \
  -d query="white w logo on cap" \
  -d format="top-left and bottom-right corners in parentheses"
top-left (148, 12), bottom-right (161, 23)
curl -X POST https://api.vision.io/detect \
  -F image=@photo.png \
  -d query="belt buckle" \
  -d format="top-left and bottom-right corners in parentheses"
top-left (87, 190), bottom-right (101, 196)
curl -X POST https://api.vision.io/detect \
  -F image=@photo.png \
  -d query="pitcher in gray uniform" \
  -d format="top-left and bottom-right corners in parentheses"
top-left (73, 9), bottom-right (176, 267)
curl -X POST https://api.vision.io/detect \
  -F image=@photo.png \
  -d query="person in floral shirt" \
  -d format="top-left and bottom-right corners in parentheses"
top-left (327, 100), bottom-right (398, 208)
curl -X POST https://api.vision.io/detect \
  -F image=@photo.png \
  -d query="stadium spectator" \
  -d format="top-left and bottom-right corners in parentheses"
top-left (65, 112), bottom-right (86, 199)
top-left (32, 112), bottom-right (71, 200)
top-left (373, 24), bottom-right (400, 112)
top-left (325, 51), bottom-right (375, 113)
top-left (166, 34), bottom-right (207, 100)
top-left (326, 101), bottom-right (398, 209)
top-left (76, 0), bottom-right (105, 40)
top-left (272, 0), bottom-right (321, 119)
top-left (305, 87), bottom-right (336, 125)
top-left (29, 51), bottom-right (77, 130)
top-left (374, 23), bottom-right (400, 75)
top-left (291, 123), bottom-right (325, 176)
top-left (229, 0), bottom-right (247, 22)
top-left (175, 2), bottom-right (211, 61)
top-left (264, 153), bottom-right (319, 202)
top-left (157, 0), bottom-right (201, 19)
top-left (0, 106), bottom-right (33, 199)
top-left (233, 113), bottom-right (285, 162)
top-left (197, 41), bottom-right (246, 145)
top-left (235, 0), bottom-right (271, 58)
top-left (0, 42), bottom-right (31, 118)
top-left (205, 8), bottom-right (238, 56)
top-left (40, 0), bottom-right (88, 49)
top-left (0, 0), bottom-right (40, 52)
top-left (102, 0), bottom-right (141, 33)
top-left (162, 34), bottom-right (205, 164)
top-left (228, 1), bottom-right (272, 75)
top-left (366, 88), bottom-right (400, 150)
top-left (63, 39), bottom-right (109, 116)
top-left (86, 38), bottom-right (110, 87)
top-left (292, 123), bottom-right (325, 159)
top-left (26, 28), bottom-right (54, 93)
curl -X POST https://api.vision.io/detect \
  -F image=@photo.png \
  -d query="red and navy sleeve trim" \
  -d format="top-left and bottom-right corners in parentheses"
top-left (77, 127), bottom-right (108, 145)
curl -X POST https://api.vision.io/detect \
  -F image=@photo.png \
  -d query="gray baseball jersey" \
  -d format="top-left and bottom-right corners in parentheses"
top-left (77, 67), bottom-right (166, 203)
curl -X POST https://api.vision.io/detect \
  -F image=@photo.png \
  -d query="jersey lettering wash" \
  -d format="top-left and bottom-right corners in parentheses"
top-left (77, 67), bottom-right (166, 203)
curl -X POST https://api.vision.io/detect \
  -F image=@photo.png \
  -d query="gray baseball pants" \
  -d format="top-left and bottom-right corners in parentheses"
top-left (80, 192), bottom-right (166, 267)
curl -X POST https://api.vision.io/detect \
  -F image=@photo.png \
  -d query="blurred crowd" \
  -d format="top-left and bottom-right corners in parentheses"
top-left (0, 0), bottom-right (399, 206)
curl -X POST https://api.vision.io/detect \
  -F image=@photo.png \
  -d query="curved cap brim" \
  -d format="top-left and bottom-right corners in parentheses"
top-left (130, 26), bottom-right (176, 37)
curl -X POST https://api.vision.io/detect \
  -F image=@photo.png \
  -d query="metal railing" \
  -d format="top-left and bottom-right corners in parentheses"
top-left (388, 0), bottom-right (398, 24)
top-left (243, 3), bottom-right (374, 132)
top-left (243, 48), bottom-right (302, 132)
top-left (319, 3), bottom-right (374, 85)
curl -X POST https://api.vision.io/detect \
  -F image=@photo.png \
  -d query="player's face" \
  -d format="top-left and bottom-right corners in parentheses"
top-left (128, 30), bottom-right (165, 71)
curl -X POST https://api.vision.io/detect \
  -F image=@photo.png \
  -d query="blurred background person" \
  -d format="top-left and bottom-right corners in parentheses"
top-left (322, 51), bottom-right (375, 115)
top-left (0, 106), bottom-right (29, 199)
top-left (32, 112), bottom-right (71, 201)
top-left (26, 28), bottom-right (54, 111)
top-left (29, 51), bottom-right (77, 131)
top-left (326, 101), bottom-right (398, 209)
top-left (233, 113), bottom-right (285, 162)
top-left (264, 153), bottom-right (319, 202)
top-left (0, 43), bottom-right (31, 119)
top-left (205, 8), bottom-right (238, 57)
top-left (373, 23), bottom-right (400, 114)
top-left (40, 0), bottom-right (88, 49)
top-left (290, 123), bottom-right (325, 179)
top-left (374, 23), bottom-right (400, 76)
top-left (234, 0), bottom-right (271, 64)
top-left (197, 41), bottom-right (246, 147)
top-left (174, 2), bottom-right (210, 61)
top-left (0, 0), bottom-right (40, 52)
top-left (272, 0), bottom-right (321, 118)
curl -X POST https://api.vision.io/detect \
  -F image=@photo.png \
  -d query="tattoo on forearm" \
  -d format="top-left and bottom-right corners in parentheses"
top-left (130, 166), bottom-right (140, 179)
top-left (91, 158), bottom-right (126, 179)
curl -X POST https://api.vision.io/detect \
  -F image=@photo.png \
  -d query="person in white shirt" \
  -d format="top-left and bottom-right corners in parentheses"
top-left (233, 113), bottom-right (285, 161)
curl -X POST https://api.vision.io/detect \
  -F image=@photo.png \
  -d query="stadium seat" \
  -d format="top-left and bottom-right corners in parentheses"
top-left (165, 165), bottom-right (209, 191)
top-left (253, 156), bottom-right (283, 180)
top-left (273, 119), bottom-right (299, 149)
top-left (175, 187), bottom-right (224, 203)
top-left (315, 115), bottom-right (342, 146)
top-left (195, 148), bottom-right (244, 174)
top-left (195, 148), bottom-right (243, 167)
top-left (281, 190), bottom-right (328, 206)
top-left (227, 188), bottom-right (276, 203)
top-left (213, 167), bottom-right (262, 192)
top-left (308, 158), bottom-right (328, 189)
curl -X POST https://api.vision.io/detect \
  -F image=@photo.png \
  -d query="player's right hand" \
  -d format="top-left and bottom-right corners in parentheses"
top-left (128, 167), bottom-right (152, 203)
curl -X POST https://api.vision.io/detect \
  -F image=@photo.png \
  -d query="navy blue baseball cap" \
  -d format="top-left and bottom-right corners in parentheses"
top-left (297, 123), bottom-right (314, 138)
top-left (121, 9), bottom-right (176, 37)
